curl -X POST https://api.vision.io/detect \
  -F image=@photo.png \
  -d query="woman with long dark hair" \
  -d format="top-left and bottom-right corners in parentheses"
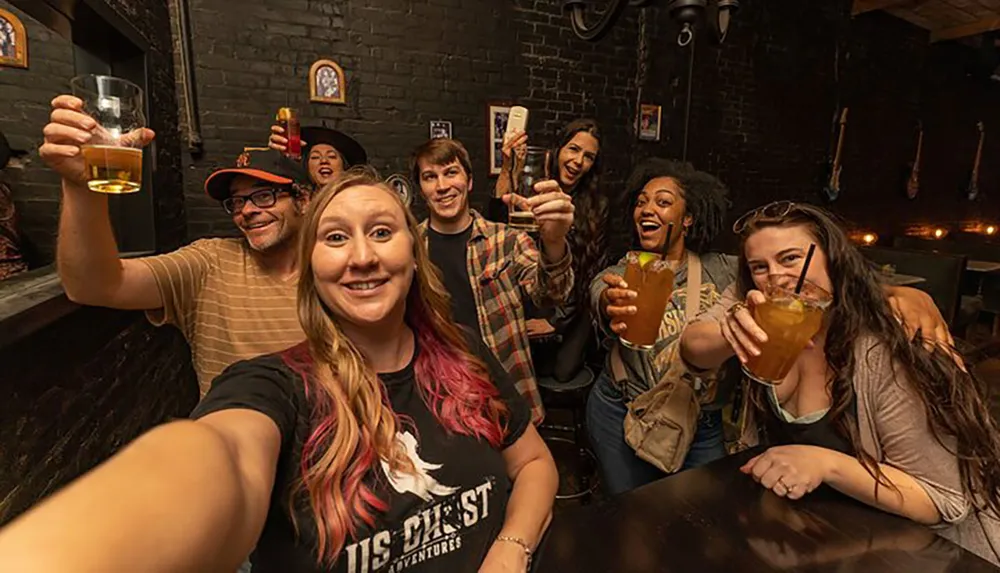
top-left (681, 201), bottom-right (1000, 564)
top-left (0, 168), bottom-right (558, 572)
top-left (492, 119), bottom-right (609, 381)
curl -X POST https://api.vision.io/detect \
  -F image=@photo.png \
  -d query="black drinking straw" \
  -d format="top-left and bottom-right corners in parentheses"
top-left (794, 243), bottom-right (817, 294)
top-left (660, 222), bottom-right (675, 260)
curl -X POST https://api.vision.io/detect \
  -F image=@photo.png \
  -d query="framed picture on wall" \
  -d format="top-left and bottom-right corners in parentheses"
top-left (487, 103), bottom-right (512, 176)
top-left (639, 104), bottom-right (662, 142)
top-left (0, 8), bottom-right (28, 69)
top-left (309, 59), bottom-right (346, 105)
top-left (429, 120), bottom-right (452, 140)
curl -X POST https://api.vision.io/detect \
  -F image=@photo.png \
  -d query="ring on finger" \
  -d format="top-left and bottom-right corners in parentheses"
top-left (727, 302), bottom-right (747, 317)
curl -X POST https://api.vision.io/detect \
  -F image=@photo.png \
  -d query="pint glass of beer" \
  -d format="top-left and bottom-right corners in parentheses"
top-left (70, 75), bottom-right (146, 194)
top-left (508, 146), bottom-right (550, 232)
top-left (742, 274), bottom-right (832, 385)
top-left (620, 251), bottom-right (676, 351)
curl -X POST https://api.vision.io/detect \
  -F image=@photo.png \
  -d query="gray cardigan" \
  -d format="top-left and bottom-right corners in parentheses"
top-left (736, 333), bottom-right (1000, 565)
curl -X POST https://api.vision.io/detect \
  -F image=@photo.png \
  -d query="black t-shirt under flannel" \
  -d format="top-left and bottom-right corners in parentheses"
top-left (192, 336), bottom-right (531, 573)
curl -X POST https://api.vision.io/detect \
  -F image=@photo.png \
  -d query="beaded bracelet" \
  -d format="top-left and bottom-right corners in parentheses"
top-left (496, 535), bottom-right (533, 568)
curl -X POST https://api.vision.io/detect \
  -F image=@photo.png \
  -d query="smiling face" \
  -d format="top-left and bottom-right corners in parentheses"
top-left (743, 224), bottom-right (834, 295)
top-left (417, 158), bottom-right (472, 230)
top-left (633, 176), bottom-right (691, 254)
top-left (557, 131), bottom-right (599, 190)
top-left (307, 143), bottom-right (346, 187)
top-left (228, 175), bottom-right (306, 253)
top-left (311, 185), bottom-right (415, 330)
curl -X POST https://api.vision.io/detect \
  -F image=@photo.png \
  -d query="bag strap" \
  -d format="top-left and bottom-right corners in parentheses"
top-left (684, 252), bottom-right (702, 322)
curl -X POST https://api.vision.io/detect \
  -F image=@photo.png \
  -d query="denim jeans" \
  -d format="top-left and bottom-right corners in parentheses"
top-left (585, 369), bottom-right (727, 496)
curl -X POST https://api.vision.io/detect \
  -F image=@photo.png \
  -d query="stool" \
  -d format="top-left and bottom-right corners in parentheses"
top-left (537, 366), bottom-right (598, 501)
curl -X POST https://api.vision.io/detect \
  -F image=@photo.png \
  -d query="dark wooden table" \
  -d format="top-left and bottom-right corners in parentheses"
top-left (535, 448), bottom-right (998, 572)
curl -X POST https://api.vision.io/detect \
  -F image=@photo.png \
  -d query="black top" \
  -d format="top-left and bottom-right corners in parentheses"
top-left (762, 399), bottom-right (855, 456)
top-left (426, 224), bottom-right (484, 342)
top-left (192, 335), bottom-right (531, 573)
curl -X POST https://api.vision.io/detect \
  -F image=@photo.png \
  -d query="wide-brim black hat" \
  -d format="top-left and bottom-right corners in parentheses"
top-left (204, 148), bottom-right (312, 201)
top-left (301, 126), bottom-right (367, 167)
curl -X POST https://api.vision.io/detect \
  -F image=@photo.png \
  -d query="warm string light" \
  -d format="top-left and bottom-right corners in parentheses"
top-left (986, 225), bottom-right (997, 236)
top-left (933, 228), bottom-right (947, 239)
top-left (861, 233), bottom-right (878, 246)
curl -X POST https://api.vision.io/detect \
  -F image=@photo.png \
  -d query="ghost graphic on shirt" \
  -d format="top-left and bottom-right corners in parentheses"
top-left (380, 430), bottom-right (460, 502)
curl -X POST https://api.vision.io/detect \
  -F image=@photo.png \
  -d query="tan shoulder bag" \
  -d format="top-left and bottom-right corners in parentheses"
top-left (612, 253), bottom-right (702, 474)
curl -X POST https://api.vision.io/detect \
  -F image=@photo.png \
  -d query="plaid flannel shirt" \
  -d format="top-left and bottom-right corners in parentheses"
top-left (419, 210), bottom-right (574, 423)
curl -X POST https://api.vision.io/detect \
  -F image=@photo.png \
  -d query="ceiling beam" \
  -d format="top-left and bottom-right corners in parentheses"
top-left (852, 0), bottom-right (912, 16)
top-left (931, 17), bottom-right (1000, 42)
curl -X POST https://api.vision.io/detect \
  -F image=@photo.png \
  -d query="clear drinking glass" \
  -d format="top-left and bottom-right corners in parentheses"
top-left (70, 74), bottom-right (146, 194)
top-left (508, 146), bottom-right (550, 232)
top-left (742, 274), bottom-right (832, 385)
top-left (620, 251), bottom-right (676, 351)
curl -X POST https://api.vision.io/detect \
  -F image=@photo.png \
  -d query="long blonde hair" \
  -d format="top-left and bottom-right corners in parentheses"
top-left (283, 167), bottom-right (507, 565)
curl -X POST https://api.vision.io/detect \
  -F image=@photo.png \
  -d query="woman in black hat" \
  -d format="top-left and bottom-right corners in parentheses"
top-left (269, 124), bottom-right (367, 188)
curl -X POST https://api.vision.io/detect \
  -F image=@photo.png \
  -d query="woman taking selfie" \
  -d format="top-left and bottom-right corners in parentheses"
top-left (681, 201), bottom-right (1000, 563)
top-left (0, 168), bottom-right (558, 573)
top-left (492, 119), bottom-right (609, 381)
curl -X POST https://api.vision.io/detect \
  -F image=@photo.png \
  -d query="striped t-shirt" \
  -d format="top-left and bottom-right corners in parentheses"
top-left (140, 238), bottom-right (304, 396)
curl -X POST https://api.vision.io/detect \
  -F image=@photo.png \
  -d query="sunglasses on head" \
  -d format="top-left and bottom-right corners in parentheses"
top-left (222, 186), bottom-right (293, 215)
top-left (732, 201), bottom-right (796, 235)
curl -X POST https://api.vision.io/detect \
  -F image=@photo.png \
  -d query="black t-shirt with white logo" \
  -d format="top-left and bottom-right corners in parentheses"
top-left (192, 335), bottom-right (531, 573)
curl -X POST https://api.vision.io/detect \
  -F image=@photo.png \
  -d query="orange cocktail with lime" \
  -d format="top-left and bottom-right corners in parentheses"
top-left (621, 251), bottom-right (676, 351)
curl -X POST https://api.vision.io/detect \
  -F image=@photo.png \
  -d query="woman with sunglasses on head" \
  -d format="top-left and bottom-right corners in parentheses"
top-left (0, 168), bottom-right (558, 573)
top-left (491, 119), bottom-right (609, 382)
top-left (680, 201), bottom-right (1000, 564)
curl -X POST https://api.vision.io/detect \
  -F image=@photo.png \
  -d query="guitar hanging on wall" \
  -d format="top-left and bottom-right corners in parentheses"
top-left (824, 107), bottom-right (849, 202)
top-left (965, 121), bottom-right (985, 201)
top-left (906, 121), bottom-right (923, 199)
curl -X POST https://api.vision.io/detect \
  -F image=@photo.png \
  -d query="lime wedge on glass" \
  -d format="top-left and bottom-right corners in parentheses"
top-left (637, 252), bottom-right (659, 269)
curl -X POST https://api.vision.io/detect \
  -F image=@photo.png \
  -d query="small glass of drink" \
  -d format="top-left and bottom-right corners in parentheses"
top-left (620, 251), bottom-right (676, 351)
top-left (508, 146), bottom-right (550, 232)
top-left (276, 107), bottom-right (302, 160)
top-left (70, 75), bottom-right (146, 194)
top-left (743, 274), bottom-right (832, 385)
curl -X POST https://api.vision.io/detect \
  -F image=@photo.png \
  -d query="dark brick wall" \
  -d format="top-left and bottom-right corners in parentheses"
top-left (171, 0), bottom-right (642, 237)
top-left (0, 0), bottom-right (194, 526)
top-left (639, 0), bottom-right (1000, 252)
top-left (0, 1), bottom-right (74, 265)
top-left (0, 307), bottom-right (198, 526)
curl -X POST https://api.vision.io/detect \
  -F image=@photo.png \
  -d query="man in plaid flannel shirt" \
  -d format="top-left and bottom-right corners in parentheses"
top-left (410, 138), bottom-right (575, 423)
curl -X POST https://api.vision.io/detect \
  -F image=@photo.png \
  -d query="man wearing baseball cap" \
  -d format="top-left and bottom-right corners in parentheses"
top-left (41, 94), bottom-right (312, 396)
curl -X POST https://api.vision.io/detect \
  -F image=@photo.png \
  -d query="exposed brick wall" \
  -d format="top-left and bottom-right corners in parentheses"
top-left (0, 307), bottom-right (198, 526)
top-left (171, 0), bottom-right (642, 239)
top-left (0, 0), bottom-right (194, 526)
top-left (0, 1), bottom-right (74, 265)
top-left (639, 0), bottom-right (1000, 253)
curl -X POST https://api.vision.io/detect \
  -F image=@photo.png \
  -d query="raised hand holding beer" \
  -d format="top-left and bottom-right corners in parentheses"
top-left (40, 92), bottom-right (154, 194)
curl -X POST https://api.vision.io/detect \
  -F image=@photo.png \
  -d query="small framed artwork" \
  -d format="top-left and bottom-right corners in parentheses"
top-left (386, 174), bottom-right (413, 207)
top-left (0, 8), bottom-right (28, 69)
top-left (309, 59), bottom-right (346, 105)
top-left (429, 120), bottom-right (452, 140)
top-left (487, 103), bottom-right (512, 176)
top-left (639, 104), bottom-right (662, 142)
